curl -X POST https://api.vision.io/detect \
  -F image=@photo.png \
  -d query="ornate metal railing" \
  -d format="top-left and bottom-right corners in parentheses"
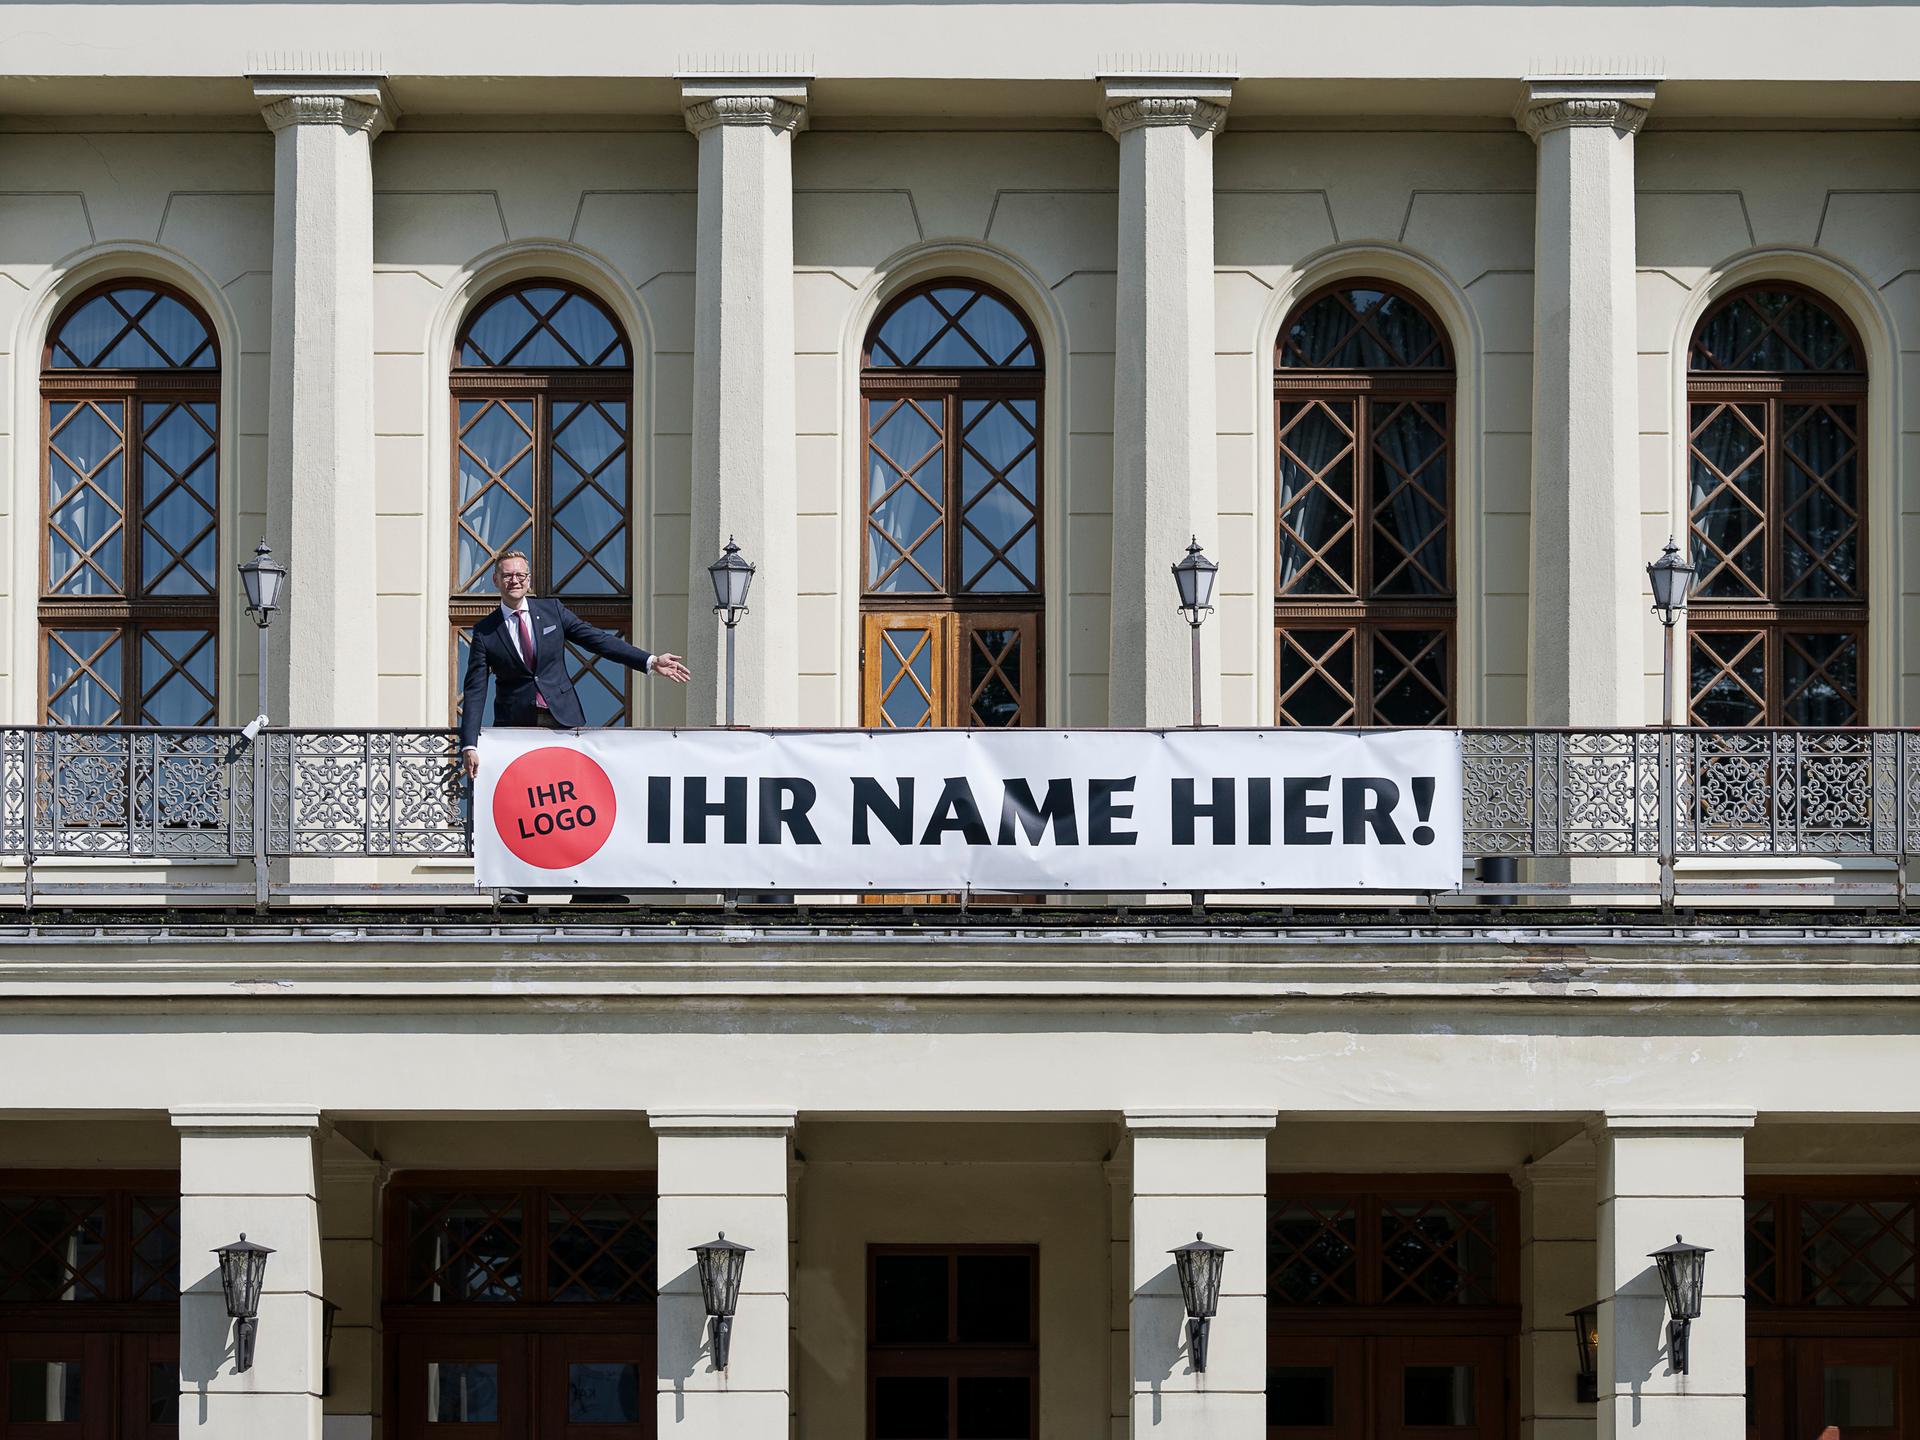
top-left (0, 726), bottom-right (1913, 908)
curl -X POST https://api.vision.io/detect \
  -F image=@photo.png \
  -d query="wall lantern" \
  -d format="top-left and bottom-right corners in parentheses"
top-left (707, 538), bottom-right (756, 726)
top-left (691, 1233), bottom-right (752, 1370)
top-left (1646, 535), bottom-right (1697, 727)
top-left (213, 1234), bottom-right (274, 1373)
top-left (1568, 1304), bottom-right (1598, 1403)
top-left (1170, 538), bottom-right (1220, 728)
top-left (1649, 1234), bottom-right (1711, 1375)
top-left (1169, 1232), bottom-right (1230, 1373)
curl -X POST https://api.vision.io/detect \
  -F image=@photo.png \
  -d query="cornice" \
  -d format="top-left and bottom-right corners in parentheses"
top-left (680, 78), bottom-right (811, 136)
top-left (1515, 78), bottom-right (1658, 141)
top-left (251, 74), bottom-right (396, 137)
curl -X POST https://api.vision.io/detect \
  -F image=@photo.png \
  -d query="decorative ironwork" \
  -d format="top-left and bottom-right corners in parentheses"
top-left (0, 724), bottom-right (1904, 902)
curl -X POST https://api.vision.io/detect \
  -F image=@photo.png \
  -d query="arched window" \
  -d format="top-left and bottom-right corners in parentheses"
top-left (860, 280), bottom-right (1042, 727)
top-left (40, 281), bottom-right (220, 725)
top-left (1686, 283), bottom-right (1866, 725)
top-left (1274, 283), bottom-right (1454, 725)
top-left (451, 281), bottom-right (634, 723)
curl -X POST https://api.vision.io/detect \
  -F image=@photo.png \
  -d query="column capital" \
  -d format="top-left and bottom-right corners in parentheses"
top-left (251, 74), bottom-right (395, 137)
top-left (649, 1108), bottom-right (797, 1137)
top-left (1589, 1108), bottom-right (1756, 1139)
top-left (680, 78), bottom-right (810, 135)
top-left (1124, 1108), bottom-right (1275, 1137)
top-left (1097, 76), bottom-right (1233, 139)
top-left (1515, 77), bottom-right (1658, 141)
top-left (171, 1105), bottom-right (326, 1136)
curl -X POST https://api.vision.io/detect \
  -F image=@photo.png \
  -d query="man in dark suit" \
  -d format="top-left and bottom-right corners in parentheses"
top-left (460, 549), bottom-right (689, 778)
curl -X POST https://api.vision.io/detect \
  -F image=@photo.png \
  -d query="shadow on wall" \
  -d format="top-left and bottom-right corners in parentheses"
top-left (659, 1259), bottom-right (705, 1425)
top-left (1132, 1259), bottom-right (1186, 1424)
top-left (178, 1259), bottom-right (226, 1429)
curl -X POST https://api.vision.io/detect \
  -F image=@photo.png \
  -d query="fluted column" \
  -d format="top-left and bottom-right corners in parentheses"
top-left (682, 80), bottom-right (807, 727)
top-left (252, 74), bottom-right (391, 726)
top-left (1516, 78), bottom-right (1656, 726)
top-left (1101, 78), bottom-right (1230, 726)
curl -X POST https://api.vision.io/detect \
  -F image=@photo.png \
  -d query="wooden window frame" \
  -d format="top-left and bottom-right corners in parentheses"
top-left (1274, 282), bottom-right (1456, 727)
top-left (860, 279), bottom-right (1045, 728)
top-left (1746, 1177), bottom-right (1920, 1332)
top-left (449, 281), bottom-right (636, 725)
top-left (1687, 283), bottom-right (1869, 726)
top-left (40, 282), bottom-right (221, 726)
top-left (0, 1171), bottom-right (181, 1331)
top-left (866, 1243), bottom-right (1040, 1440)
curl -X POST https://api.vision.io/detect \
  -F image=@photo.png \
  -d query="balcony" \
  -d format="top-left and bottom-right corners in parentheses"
top-left (0, 725), bottom-right (1913, 914)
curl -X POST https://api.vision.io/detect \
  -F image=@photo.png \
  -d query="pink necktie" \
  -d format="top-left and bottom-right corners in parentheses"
top-left (514, 609), bottom-right (547, 709)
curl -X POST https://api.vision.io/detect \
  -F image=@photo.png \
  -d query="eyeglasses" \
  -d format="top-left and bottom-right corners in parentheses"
top-left (498, 572), bottom-right (531, 583)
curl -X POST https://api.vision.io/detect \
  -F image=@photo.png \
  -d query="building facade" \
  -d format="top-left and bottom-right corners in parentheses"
top-left (1, 5), bottom-right (1919, 1439)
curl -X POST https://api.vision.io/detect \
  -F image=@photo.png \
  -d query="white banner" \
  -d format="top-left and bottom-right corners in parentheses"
top-left (473, 728), bottom-right (1464, 892)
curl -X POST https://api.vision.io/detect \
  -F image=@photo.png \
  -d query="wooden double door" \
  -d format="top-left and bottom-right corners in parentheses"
top-left (1268, 1335), bottom-right (1509, 1440)
top-left (0, 1331), bottom-right (176, 1440)
top-left (392, 1331), bottom-right (652, 1440)
top-left (1748, 1336), bottom-right (1920, 1440)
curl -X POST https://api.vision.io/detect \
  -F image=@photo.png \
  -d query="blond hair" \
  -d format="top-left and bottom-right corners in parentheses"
top-left (493, 550), bottom-right (531, 578)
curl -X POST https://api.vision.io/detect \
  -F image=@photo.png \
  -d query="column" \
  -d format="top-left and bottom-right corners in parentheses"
top-left (1516, 77), bottom-right (1656, 727)
top-left (1516, 1137), bottom-right (1598, 1440)
top-left (1126, 1110), bottom-right (1274, 1437)
top-left (1100, 76), bottom-right (1231, 727)
top-left (253, 74), bottom-right (392, 726)
top-left (651, 1109), bottom-right (795, 1439)
top-left (318, 1135), bottom-right (385, 1440)
top-left (1591, 1110), bottom-right (1752, 1440)
top-left (173, 1107), bottom-right (326, 1439)
top-left (681, 79), bottom-right (807, 727)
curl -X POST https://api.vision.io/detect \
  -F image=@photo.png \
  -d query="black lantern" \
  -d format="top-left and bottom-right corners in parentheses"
top-left (1171, 537), bottom-right (1219, 625)
top-left (1649, 1234), bottom-right (1711, 1374)
top-left (691, 1233), bottom-right (752, 1370)
top-left (1169, 1232), bottom-right (1230, 1373)
top-left (1568, 1304), bottom-right (1598, 1403)
top-left (1646, 535), bottom-right (1696, 627)
top-left (213, 1234), bottom-right (274, 1373)
top-left (238, 539), bottom-right (288, 627)
top-left (708, 537), bottom-right (755, 627)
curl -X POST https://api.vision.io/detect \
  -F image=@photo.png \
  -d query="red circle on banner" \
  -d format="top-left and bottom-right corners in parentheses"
top-left (493, 747), bottom-right (618, 869)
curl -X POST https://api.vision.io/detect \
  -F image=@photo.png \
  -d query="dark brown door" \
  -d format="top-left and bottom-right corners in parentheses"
top-left (121, 1334), bottom-right (177, 1440)
top-left (0, 1332), bottom-right (110, 1440)
top-left (1374, 1337), bottom-right (1505, 1440)
top-left (539, 1335), bottom-right (650, 1438)
top-left (1749, 1336), bottom-right (1788, 1440)
top-left (1793, 1337), bottom-right (1914, 1440)
top-left (1267, 1336), bottom-right (1364, 1440)
top-left (396, 1333), bottom-right (530, 1440)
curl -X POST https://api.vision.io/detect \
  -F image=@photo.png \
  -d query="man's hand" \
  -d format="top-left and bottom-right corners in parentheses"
top-left (653, 652), bottom-right (691, 683)
top-left (462, 749), bottom-right (480, 779)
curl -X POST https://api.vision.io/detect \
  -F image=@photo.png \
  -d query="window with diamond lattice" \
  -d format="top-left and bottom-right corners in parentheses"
top-left (860, 281), bottom-right (1043, 727)
top-left (0, 1180), bottom-right (180, 1304)
top-left (450, 281), bottom-right (635, 726)
top-left (40, 282), bottom-right (220, 725)
top-left (1686, 284), bottom-right (1867, 725)
top-left (1268, 1182), bottom-right (1513, 1310)
top-left (393, 1180), bottom-right (657, 1307)
top-left (1746, 1184), bottom-right (1920, 1310)
top-left (1275, 283), bottom-right (1454, 726)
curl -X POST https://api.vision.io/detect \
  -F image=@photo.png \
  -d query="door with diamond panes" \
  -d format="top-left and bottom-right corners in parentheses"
top-left (1746, 1181), bottom-right (1920, 1440)
top-left (386, 1178), bottom-right (655, 1440)
top-left (1268, 1180), bottom-right (1516, 1440)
